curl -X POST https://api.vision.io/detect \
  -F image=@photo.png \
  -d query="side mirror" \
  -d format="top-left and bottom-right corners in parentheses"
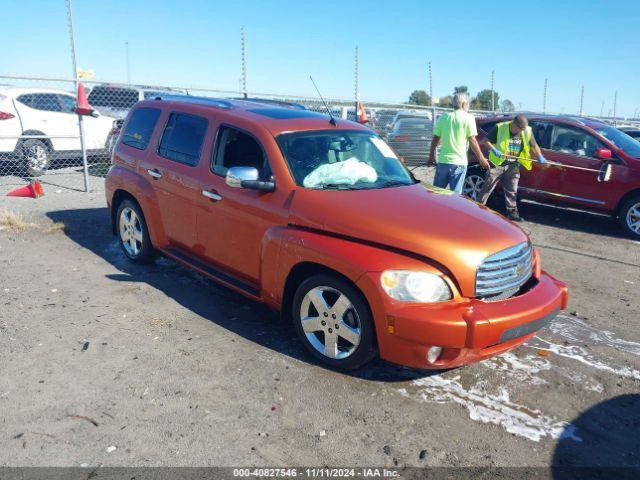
top-left (595, 147), bottom-right (612, 160)
top-left (226, 166), bottom-right (275, 192)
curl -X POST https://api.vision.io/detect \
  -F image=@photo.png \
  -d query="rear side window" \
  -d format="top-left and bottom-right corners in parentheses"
top-left (478, 121), bottom-right (497, 135)
top-left (17, 93), bottom-right (64, 112)
top-left (530, 121), bottom-right (553, 149)
top-left (121, 107), bottom-right (161, 150)
top-left (158, 112), bottom-right (208, 166)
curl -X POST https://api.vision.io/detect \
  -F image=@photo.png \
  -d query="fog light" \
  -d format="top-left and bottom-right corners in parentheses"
top-left (427, 346), bottom-right (443, 363)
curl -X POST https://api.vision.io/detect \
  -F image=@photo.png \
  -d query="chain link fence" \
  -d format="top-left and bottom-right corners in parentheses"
top-left (2, 74), bottom-right (639, 194)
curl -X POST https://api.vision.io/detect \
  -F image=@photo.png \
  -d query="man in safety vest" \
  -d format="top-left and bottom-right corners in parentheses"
top-left (478, 114), bottom-right (547, 222)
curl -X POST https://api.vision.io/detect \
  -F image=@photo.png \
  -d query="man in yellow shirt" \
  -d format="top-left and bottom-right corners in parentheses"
top-left (428, 93), bottom-right (489, 193)
top-left (478, 114), bottom-right (547, 222)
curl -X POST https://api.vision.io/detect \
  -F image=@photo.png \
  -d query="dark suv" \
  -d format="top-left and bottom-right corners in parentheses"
top-left (464, 115), bottom-right (640, 239)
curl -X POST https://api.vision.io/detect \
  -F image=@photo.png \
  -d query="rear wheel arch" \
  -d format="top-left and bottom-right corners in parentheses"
top-left (19, 130), bottom-right (53, 152)
top-left (111, 189), bottom-right (141, 235)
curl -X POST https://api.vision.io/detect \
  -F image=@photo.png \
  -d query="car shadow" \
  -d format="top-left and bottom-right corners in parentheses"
top-left (552, 394), bottom-right (640, 478)
top-left (47, 207), bottom-right (435, 383)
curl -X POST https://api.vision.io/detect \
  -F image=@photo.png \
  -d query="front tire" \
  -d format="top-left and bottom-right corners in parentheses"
top-left (292, 274), bottom-right (377, 371)
top-left (619, 195), bottom-right (640, 240)
top-left (463, 164), bottom-right (485, 201)
top-left (116, 200), bottom-right (156, 263)
top-left (21, 139), bottom-right (50, 177)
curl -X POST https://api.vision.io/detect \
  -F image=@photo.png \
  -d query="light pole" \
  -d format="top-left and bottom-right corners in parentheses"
top-left (491, 70), bottom-right (495, 112)
top-left (241, 26), bottom-right (247, 97)
top-left (65, 0), bottom-right (90, 193)
top-left (125, 41), bottom-right (131, 84)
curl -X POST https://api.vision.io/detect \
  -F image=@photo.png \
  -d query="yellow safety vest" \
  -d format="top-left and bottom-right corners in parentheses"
top-left (488, 122), bottom-right (533, 170)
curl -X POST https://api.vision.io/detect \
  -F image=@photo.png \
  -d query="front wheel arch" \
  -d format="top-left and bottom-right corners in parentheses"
top-left (281, 262), bottom-right (362, 322)
top-left (291, 272), bottom-right (378, 370)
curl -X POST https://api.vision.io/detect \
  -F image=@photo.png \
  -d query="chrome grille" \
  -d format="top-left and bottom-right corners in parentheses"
top-left (475, 242), bottom-right (533, 300)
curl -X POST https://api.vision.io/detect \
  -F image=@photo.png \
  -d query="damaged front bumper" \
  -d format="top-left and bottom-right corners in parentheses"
top-left (356, 271), bottom-right (568, 369)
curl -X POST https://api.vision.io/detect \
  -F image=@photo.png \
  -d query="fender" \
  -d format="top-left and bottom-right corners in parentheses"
top-left (260, 226), bottom-right (447, 307)
top-left (106, 164), bottom-right (167, 247)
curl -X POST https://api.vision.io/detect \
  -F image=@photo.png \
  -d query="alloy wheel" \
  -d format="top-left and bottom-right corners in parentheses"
top-left (26, 144), bottom-right (48, 172)
top-left (626, 202), bottom-right (640, 235)
top-left (299, 286), bottom-right (361, 360)
top-left (463, 174), bottom-right (484, 200)
top-left (119, 207), bottom-right (144, 257)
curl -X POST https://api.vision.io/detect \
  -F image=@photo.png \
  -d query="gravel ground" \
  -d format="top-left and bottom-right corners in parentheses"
top-left (0, 170), bottom-right (639, 470)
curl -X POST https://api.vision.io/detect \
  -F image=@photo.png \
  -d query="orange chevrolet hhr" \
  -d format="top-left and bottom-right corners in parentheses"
top-left (105, 96), bottom-right (568, 371)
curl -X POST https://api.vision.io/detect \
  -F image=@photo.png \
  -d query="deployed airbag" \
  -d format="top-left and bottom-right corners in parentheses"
top-left (303, 158), bottom-right (378, 188)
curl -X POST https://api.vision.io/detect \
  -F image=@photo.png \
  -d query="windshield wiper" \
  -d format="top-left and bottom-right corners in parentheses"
top-left (317, 183), bottom-right (365, 190)
top-left (376, 180), bottom-right (413, 188)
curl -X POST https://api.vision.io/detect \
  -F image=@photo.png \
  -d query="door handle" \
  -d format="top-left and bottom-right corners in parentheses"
top-left (202, 190), bottom-right (222, 201)
top-left (147, 169), bottom-right (162, 179)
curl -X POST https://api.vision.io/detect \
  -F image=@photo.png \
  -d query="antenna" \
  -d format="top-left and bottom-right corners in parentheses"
top-left (310, 76), bottom-right (337, 126)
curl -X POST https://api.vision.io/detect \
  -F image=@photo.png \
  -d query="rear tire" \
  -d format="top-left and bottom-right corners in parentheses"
top-left (619, 195), bottom-right (640, 240)
top-left (463, 164), bottom-right (485, 201)
top-left (116, 199), bottom-right (156, 263)
top-left (292, 273), bottom-right (377, 371)
top-left (21, 139), bottom-right (50, 177)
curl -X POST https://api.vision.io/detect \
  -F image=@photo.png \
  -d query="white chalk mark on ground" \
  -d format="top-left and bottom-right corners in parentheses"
top-left (525, 337), bottom-right (640, 381)
top-left (551, 314), bottom-right (640, 357)
top-left (400, 375), bottom-right (581, 443)
top-left (482, 352), bottom-right (551, 385)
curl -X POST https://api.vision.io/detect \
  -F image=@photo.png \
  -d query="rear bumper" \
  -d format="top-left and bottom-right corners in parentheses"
top-left (356, 271), bottom-right (568, 369)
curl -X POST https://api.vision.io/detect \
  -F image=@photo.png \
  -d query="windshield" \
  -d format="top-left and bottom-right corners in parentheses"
top-left (277, 130), bottom-right (415, 190)
top-left (595, 126), bottom-right (640, 158)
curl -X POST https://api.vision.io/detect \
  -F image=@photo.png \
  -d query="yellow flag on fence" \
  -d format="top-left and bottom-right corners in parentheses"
top-left (77, 69), bottom-right (95, 80)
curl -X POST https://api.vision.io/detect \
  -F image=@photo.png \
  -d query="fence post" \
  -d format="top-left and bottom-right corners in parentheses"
top-left (429, 62), bottom-right (436, 166)
top-left (66, 0), bottom-right (90, 192)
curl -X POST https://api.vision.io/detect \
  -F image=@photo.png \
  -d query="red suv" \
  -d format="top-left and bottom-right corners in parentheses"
top-left (106, 97), bottom-right (567, 371)
top-left (464, 115), bottom-right (640, 239)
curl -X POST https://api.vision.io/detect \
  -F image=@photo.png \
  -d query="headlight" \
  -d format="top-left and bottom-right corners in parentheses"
top-left (380, 270), bottom-right (452, 302)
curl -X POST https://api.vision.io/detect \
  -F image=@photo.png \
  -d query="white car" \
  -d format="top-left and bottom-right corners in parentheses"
top-left (0, 87), bottom-right (117, 176)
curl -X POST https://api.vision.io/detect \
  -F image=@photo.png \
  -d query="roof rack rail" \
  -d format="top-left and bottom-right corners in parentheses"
top-left (153, 94), bottom-right (233, 109)
top-left (233, 97), bottom-right (307, 110)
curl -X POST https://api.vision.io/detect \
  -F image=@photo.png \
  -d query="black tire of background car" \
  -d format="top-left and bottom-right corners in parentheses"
top-left (20, 139), bottom-right (50, 177)
top-left (618, 194), bottom-right (640, 240)
top-left (292, 273), bottom-right (377, 371)
top-left (116, 199), bottom-right (157, 264)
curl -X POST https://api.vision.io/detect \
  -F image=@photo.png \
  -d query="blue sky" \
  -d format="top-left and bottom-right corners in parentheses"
top-left (4, 0), bottom-right (640, 116)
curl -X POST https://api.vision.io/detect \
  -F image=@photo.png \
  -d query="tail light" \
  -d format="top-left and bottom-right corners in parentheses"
top-left (0, 111), bottom-right (15, 120)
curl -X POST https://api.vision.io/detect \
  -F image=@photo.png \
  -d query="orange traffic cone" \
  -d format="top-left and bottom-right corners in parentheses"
top-left (6, 180), bottom-right (44, 198)
top-left (357, 100), bottom-right (368, 124)
top-left (75, 83), bottom-right (93, 116)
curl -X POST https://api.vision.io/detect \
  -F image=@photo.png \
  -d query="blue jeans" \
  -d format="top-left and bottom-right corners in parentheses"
top-left (433, 163), bottom-right (468, 194)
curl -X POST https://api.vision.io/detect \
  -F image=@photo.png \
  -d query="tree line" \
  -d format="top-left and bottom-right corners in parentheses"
top-left (408, 86), bottom-right (515, 112)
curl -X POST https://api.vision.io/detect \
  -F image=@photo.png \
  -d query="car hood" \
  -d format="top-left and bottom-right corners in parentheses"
top-left (289, 183), bottom-right (529, 297)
